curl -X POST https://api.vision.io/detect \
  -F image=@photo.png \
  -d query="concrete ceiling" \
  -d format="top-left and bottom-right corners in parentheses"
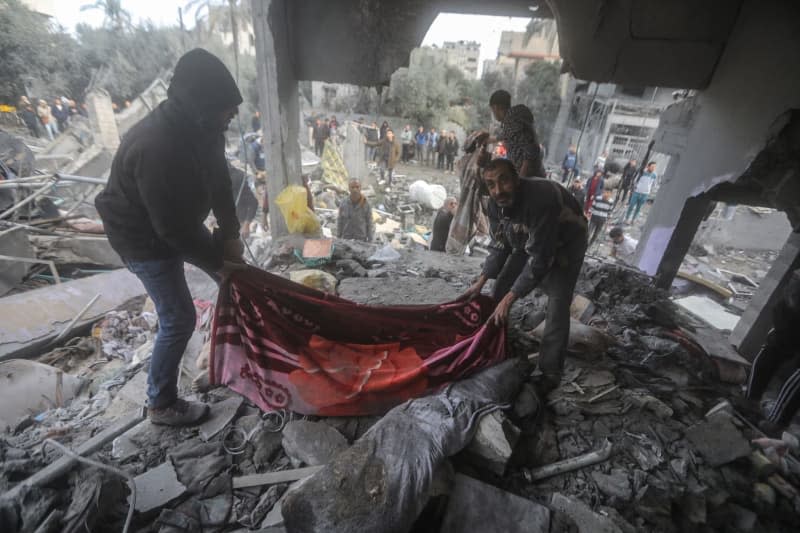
top-left (275, 0), bottom-right (741, 89)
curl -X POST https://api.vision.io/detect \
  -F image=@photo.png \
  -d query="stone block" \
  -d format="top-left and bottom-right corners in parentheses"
top-left (440, 474), bottom-right (550, 533)
top-left (464, 410), bottom-right (521, 475)
top-left (685, 412), bottom-right (751, 467)
top-left (281, 420), bottom-right (348, 467)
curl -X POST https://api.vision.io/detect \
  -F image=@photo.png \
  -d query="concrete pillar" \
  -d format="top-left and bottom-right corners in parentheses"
top-left (654, 192), bottom-right (712, 290)
top-left (86, 89), bottom-right (119, 151)
top-left (730, 232), bottom-right (800, 360)
top-left (547, 75), bottom-right (575, 165)
top-left (251, 0), bottom-right (302, 237)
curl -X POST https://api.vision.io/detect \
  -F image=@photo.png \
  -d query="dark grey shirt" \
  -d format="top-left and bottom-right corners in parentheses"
top-left (337, 196), bottom-right (374, 242)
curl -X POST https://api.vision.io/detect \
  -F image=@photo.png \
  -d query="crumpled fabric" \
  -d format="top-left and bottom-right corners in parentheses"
top-left (210, 267), bottom-right (506, 416)
top-left (446, 131), bottom-right (490, 255)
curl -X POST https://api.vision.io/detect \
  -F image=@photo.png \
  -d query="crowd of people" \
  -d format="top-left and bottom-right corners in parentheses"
top-left (360, 122), bottom-right (462, 174)
top-left (16, 95), bottom-right (89, 140)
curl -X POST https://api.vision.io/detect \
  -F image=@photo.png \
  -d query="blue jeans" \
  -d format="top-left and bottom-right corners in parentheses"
top-left (126, 257), bottom-right (196, 409)
top-left (626, 192), bottom-right (648, 222)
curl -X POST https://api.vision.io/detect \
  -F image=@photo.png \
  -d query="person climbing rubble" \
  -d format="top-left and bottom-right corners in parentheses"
top-left (485, 89), bottom-right (546, 178)
top-left (746, 267), bottom-right (800, 431)
top-left (337, 178), bottom-right (374, 242)
top-left (95, 48), bottom-right (245, 426)
top-left (460, 158), bottom-right (588, 396)
top-left (609, 226), bottom-right (638, 265)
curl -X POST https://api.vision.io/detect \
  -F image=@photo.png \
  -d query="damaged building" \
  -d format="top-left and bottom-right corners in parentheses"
top-left (1, 0), bottom-right (800, 532)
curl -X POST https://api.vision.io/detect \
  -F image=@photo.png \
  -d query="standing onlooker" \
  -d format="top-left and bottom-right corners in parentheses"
top-left (561, 145), bottom-right (578, 183)
top-left (588, 189), bottom-right (613, 245)
top-left (444, 131), bottom-right (459, 174)
top-left (415, 126), bottom-right (427, 163)
top-left (379, 120), bottom-right (389, 140)
top-left (400, 125), bottom-right (413, 163)
top-left (37, 99), bottom-right (58, 140)
top-left (329, 116), bottom-right (339, 142)
top-left (429, 197), bottom-right (458, 252)
top-left (51, 98), bottom-right (70, 132)
top-left (229, 164), bottom-right (258, 239)
top-left (436, 131), bottom-right (447, 170)
top-left (609, 226), bottom-right (638, 265)
top-left (427, 128), bottom-right (439, 166)
top-left (583, 169), bottom-right (605, 215)
top-left (337, 178), bottom-right (374, 242)
top-left (616, 158), bottom-right (638, 205)
top-left (379, 129), bottom-right (402, 186)
top-left (363, 121), bottom-right (379, 162)
top-left (251, 110), bottom-right (261, 132)
top-left (625, 161), bottom-right (657, 224)
top-left (18, 96), bottom-right (40, 138)
top-left (78, 102), bottom-right (89, 118)
top-left (594, 150), bottom-right (608, 172)
top-left (569, 177), bottom-right (585, 208)
top-left (312, 118), bottom-right (328, 157)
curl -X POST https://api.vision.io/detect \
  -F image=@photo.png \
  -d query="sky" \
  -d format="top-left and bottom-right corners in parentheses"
top-left (52, 2), bottom-right (530, 76)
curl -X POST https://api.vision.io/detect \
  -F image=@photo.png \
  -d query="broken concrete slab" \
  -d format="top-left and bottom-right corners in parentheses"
top-left (0, 359), bottom-right (84, 432)
top-left (233, 466), bottom-right (323, 489)
top-left (199, 395), bottom-right (244, 441)
top-left (115, 369), bottom-right (148, 405)
top-left (0, 269), bottom-right (145, 361)
top-left (550, 492), bottom-right (623, 533)
top-left (111, 419), bottom-right (151, 461)
top-left (674, 295), bottom-right (740, 331)
top-left (131, 461), bottom-right (187, 513)
top-left (31, 235), bottom-right (123, 267)
top-left (440, 474), bottom-right (550, 533)
top-left (685, 412), bottom-right (751, 467)
top-left (592, 469), bottom-right (632, 501)
top-left (463, 410), bottom-right (521, 475)
top-left (532, 318), bottom-right (615, 356)
top-left (281, 420), bottom-right (348, 467)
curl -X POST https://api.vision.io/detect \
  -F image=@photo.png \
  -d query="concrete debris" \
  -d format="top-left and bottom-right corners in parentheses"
top-left (281, 420), bottom-right (348, 467)
top-left (463, 410), bottom-right (521, 475)
top-left (592, 469), bottom-right (633, 501)
top-left (525, 439), bottom-right (614, 482)
top-left (440, 474), bottom-right (550, 533)
top-left (131, 461), bottom-right (187, 513)
top-left (0, 359), bottom-right (84, 432)
top-left (674, 295), bottom-right (740, 331)
top-left (685, 412), bottom-right (752, 467)
top-left (287, 269), bottom-right (338, 293)
top-left (199, 395), bottom-right (244, 441)
top-left (550, 492), bottom-right (623, 533)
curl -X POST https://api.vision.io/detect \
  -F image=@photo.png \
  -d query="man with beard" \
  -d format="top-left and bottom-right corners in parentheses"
top-left (460, 159), bottom-right (587, 396)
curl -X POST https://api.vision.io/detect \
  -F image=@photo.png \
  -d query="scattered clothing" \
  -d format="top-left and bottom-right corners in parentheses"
top-left (337, 195), bottom-right (374, 242)
top-left (210, 267), bottom-right (506, 416)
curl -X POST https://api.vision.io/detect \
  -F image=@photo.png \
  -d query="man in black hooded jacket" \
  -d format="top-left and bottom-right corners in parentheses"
top-left (96, 48), bottom-right (244, 426)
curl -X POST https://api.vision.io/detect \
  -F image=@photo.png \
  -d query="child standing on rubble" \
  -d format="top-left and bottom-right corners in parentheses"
top-left (588, 189), bottom-right (614, 245)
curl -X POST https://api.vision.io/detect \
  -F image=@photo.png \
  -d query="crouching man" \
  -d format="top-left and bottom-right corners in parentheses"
top-left (461, 159), bottom-right (588, 395)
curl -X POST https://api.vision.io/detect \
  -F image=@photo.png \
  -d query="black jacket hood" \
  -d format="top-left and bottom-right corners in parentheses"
top-left (167, 48), bottom-right (243, 117)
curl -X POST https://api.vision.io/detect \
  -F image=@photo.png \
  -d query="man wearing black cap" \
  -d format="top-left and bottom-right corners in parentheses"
top-left (96, 49), bottom-right (244, 426)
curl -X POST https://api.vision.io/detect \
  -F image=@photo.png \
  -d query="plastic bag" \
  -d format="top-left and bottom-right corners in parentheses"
top-left (367, 243), bottom-right (401, 262)
top-left (408, 180), bottom-right (447, 210)
top-left (275, 186), bottom-right (321, 235)
top-left (282, 359), bottom-right (527, 533)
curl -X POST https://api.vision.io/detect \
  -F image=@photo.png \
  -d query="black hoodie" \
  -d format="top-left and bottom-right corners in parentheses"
top-left (96, 48), bottom-right (243, 271)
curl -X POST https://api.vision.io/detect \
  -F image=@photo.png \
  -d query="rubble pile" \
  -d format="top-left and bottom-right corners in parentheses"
top-left (0, 241), bottom-right (798, 533)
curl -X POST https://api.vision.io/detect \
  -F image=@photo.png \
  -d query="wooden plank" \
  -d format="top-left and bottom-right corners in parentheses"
top-left (233, 465), bottom-right (323, 489)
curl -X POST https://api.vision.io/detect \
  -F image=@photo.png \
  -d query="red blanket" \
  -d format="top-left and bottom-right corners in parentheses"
top-left (210, 268), bottom-right (506, 416)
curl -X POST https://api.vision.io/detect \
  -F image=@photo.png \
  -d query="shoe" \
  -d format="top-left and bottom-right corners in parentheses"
top-left (149, 398), bottom-right (209, 426)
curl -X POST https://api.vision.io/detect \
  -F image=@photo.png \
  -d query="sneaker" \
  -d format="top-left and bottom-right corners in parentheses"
top-left (149, 398), bottom-right (209, 426)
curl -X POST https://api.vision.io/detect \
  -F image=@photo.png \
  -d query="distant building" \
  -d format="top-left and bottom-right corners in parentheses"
top-left (482, 19), bottom-right (559, 82)
top-left (309, 81), bottom-right (359, 109)
top-left (209, 5), bottom-right (256, 56)
top-left (442, 40), bottom-right (480, 79)
top-left (408, 41), bottom-right (481, 80)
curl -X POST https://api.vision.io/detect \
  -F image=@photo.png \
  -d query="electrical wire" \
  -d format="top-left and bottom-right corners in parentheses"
top-left (41, 439), bottom-right (136, 533)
